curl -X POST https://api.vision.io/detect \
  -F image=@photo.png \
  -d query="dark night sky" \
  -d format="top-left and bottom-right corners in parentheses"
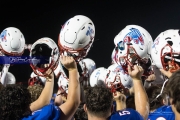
top-left (1, 1), bottom-right (180, 85)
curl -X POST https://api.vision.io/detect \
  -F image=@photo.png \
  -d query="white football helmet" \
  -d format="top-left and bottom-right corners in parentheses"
top-left (58, 15), bottom-right (95, 62)
top-left (57, 73), bottom-right (69, 97)
top-left (107, 63), bottom-right (133, 89)
top-left (30, 37), bottom-right (60, 76)
top-left (89, 67), bottom-right (108, 87)
top-left (0, 72), bottom-right (16, 84)
top-left (114, 25), bottom-right (153, 73)
top-left (79, 58), bottom-right (96, 87)
top-left (111, 48), bottom-right (119, 64)
top-left (28, 72), bottom-right (46, 86)
top-left (0, 27), bottom-right (25, 56)
top-left (90, 67), bottom-right (130, 93)
top-left (151, 29), bottom-right (180, 73)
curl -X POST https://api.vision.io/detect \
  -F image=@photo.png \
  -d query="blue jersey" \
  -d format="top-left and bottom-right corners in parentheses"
top-left (22, 104), bottom-right (60, 120)
top-left (109, 108), bottom-right (143, 120)
top-left (148, 105), bottom-right (175, 120)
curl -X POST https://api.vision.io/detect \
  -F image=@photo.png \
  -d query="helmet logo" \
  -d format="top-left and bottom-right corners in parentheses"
top-left (152, 37), bottom-right (160, 48)
top-left (86, 27), bottom-right (94, 40)
top-left (0, 30), bottom-right (7, 42)
top-left (123, 28), bottom-right (144, 45)
top-left (95, 71), bottom-right (100, 78)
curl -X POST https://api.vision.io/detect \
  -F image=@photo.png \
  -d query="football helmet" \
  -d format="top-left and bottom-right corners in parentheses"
top-left (0, 27), bottom-right (25, 56)
top-left (57, 73), bottom-right (69, 97)
top-left (107, 63), bottom-right (133, 89)
top-left (28, 72), bottom-right (46, 86)
top-left (114, 25), bottom-right (153, 73)
top-left (90, 67), bottom-right (130, 93)
top-left (0, 71), bottom-right (16, 84)
top-left (111, 48), bottom-right (119, 64)
top-left (58, 15), bottom-right (95, 62)
top-left (151, 29), bottom-right (180, 73)
top-left (89, 67), bottom-right (108, 87)
top-left (30, 37), bottom-right (60, 76)
top-left (79, 58), bottom-right (96, 87)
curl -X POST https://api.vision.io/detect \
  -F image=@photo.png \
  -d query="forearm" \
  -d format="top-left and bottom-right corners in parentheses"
top-left (133, 78), bottom-right (149, 120)
top-left (38, 77), bottom-right (54, 104)
top-left (67, 69), bottom-right (80, 107)
top-left (115, 100), bottom-right (126, 111)
top-left (54, 89), bottom-right (63, 106)
top-left (59, 69), bottom-right (80, 120)
top-left (30, 76), bottom-right (54, 112)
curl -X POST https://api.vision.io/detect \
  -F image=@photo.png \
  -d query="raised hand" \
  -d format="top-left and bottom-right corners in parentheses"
top-left (60, 55), bottom-right (77, 71)
top-left (128, 65), bottom-right (144, 80)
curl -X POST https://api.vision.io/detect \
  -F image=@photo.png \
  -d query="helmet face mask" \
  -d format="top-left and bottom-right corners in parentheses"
top-left (151, 29), bottom-right (180, 73)
top-left (57, 73), bottom-right (69, 97)
top-left (0, 27), bottom-right (25, 56)
top-left (30, 37), bottom-right (60, 77)
top-left (114, 25), bottom-right (153, 74)
top-left (90, 66), bottom-right (132, 93)
top-left (107, 64), bottom-right (133, 89)
top-left (79, 58), bottom-right (96, 87)
top-left (58, 15), bottom-right (95, 62)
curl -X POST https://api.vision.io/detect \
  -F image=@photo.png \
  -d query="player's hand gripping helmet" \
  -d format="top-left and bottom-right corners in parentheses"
top-left (58, 15), bottom-right (95, 62)
top-left (0, 27), bottom-right (25, 56)
top-left (56, 58), bottom-right (96, 96)
top-left (151, 29), bottom-right (180, 73)
top-left (30, 37), bottom-right (59, 77)
top-left (114, 25), bottom-right (153, 74)
top-left (78, 58), bottom-right (96, 87)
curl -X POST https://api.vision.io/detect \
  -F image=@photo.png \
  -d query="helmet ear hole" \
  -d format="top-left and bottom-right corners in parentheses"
top-left (167, 41), bottom-right (173, 46)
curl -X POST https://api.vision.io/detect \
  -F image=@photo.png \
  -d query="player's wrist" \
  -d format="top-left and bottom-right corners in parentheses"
top-left (68, 68), bottom-right (78, 72)
top-left (132, 77), bottom-right (141, 81)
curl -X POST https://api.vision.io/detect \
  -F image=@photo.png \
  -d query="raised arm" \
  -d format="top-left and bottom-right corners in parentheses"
top-left (59, 55), bottom-right (80, 120)
top-left (113, 91), bottom-right (126, 111)
top-left (30, 67), bottom-right (54, 112)
top-left (128, 65), bottom-right (149, 120)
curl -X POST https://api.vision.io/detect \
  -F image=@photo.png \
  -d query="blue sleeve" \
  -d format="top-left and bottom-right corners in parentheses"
top-left (148, 105), bottom-right (175, 120)
top-left (21, 104), bottom-right (61, 120)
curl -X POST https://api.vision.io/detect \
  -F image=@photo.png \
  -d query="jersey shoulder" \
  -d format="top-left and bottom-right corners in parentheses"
top-left (109, 108), bottom-right (143, 120)
top-left (148, 105), bottom-right (175, 120)
top-left (21, 104), bottom-right (60, 120)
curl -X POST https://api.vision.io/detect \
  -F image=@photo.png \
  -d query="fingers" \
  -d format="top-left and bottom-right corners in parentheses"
top-left (60, 55), bottom-right (74, 64)
top-left (44, 68), bottom-right (54, 79)
top-left (159, 68), bottom-right (169, 76)
top-left (137, 65), bottom-right (143, 72)
top-left (159, 68), bottom-right (172, 78)
top-left (127, 65), bottom-right (132, 74)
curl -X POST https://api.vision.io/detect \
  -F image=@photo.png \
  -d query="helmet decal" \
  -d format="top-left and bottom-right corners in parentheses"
top-left (0, 30), bottom-right (7, 42)
top-left (123, 28), bottom-right (144, 45)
